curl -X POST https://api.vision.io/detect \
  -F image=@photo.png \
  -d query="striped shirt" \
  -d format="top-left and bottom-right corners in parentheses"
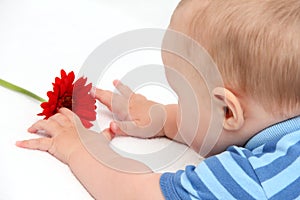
top-left (160, 116), bottom-right (300, 200)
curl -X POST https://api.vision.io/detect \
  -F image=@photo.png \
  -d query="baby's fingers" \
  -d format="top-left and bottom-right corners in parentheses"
top-left (16, 137), bottom-right (52, 152)
top-left (110, 121), bottom-right (158, 138)
top-left (94, 88), bottom-right (114, 110)
top-left (28, 119), bottom-right (61, 137)
top-left (113, 80), bottom-right (133, 98)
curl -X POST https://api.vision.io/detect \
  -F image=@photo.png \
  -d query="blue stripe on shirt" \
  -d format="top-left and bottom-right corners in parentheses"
top-left (262, 156), bottom-right (300, 198)
top-left (256, 140), bottom-right (300, 182)
top-left (249, 131), bottom-right (300, 169)
top-left (216, 152), bottom-right (266, 199)
top-left (195, 162), bottom-right (236, 199)
top-left (183, 166), bottom-right (217, 199)
top-left (227, 147), bottom-right (260, 183)
top-left (251, 144), bottom-right (265, 155)
top-left (160, 171), bottom-right (192, 200)
top-left (269, 176), bottom-right (300, 200)
top-left (205, 156), bottom-right (256, 200)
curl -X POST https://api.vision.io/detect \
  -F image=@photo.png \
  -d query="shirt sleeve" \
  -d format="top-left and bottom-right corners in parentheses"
top-left (159, 146), bottom-right (267, 200)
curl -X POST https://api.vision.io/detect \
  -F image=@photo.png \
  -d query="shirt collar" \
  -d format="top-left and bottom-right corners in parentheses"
top-left (245, 116), bottom-right (300, 150)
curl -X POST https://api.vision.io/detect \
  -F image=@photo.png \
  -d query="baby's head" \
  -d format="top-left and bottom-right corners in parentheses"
top-left (162, 0), bottom-right (300, 156)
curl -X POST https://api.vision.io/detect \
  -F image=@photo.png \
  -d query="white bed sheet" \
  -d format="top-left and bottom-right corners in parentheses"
top-left (0, 0), bottom-right (202, 199)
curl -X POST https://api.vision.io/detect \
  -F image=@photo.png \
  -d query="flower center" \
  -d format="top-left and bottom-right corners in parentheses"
top-left (59, 95), bottom-right (72, 110)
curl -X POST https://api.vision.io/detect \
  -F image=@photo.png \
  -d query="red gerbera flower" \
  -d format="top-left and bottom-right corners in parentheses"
top-left (38, 69), bottom-right (97, 128)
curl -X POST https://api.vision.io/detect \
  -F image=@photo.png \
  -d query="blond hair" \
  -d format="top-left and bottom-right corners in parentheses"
top-left (189, 0), bottom-right (300, 116)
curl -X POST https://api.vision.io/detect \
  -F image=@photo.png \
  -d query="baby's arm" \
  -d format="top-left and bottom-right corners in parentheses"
top-left (69, 139), bottom-right (163, 199)
top-left (95, 80), bottom-right (185, 144)
top-left (16, 108), bottom-right (164, 200)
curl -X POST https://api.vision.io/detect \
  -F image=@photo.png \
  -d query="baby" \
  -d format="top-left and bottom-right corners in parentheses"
top-left (17, 0), bottom-right (300, 199)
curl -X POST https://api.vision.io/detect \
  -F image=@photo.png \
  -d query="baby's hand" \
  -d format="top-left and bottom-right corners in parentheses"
top-left (95, 80), bottom-right (167, 139)
top-left (16, 108), bottom-right (111, 164)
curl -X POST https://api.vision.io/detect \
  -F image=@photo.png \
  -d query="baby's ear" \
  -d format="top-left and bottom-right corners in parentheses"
top-left (212, 87), bottom-right (244, 131)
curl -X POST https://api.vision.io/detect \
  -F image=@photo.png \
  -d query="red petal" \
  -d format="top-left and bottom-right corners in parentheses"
top-left (81, 119), bottom-right (93, 128)
top-left (60, 69), bottom-right (67, 78)
top-left (68, 71), bottom-right (75, 83)
top-left (38, 70), bottom-right (96, 128)
top-left (75, 109), bottom-right (97, 121)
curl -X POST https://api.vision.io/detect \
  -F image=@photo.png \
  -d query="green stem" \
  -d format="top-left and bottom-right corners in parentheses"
top-left (0, 79), bottom-right (46, 102)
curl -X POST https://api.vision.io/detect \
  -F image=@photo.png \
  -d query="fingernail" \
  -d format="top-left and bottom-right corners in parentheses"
top-left (15, 141), bottom-right (22, 147)
top-left (113, 80), bottom-right (119, 86)
top-left (28, 126), bottom-right (37, 133)
top-left (27, 127), bottom-right (33, 132)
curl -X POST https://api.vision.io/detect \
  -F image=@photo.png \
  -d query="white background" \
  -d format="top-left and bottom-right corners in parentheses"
top-left (0, 0), bottom-right (202, 199)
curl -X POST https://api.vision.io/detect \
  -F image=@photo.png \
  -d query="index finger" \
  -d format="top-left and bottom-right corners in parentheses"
top-left (94, 88), bottom-right (114, 110)
top-left (113, 80), bottom-right (133, 98)
top-left (28, 119), bottom-right (62, 137)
